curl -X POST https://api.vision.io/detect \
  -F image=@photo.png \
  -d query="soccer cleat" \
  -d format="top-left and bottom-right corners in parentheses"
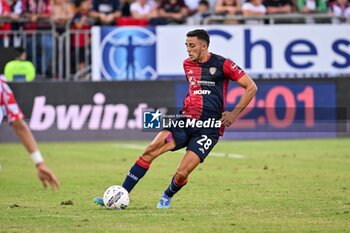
top-left (157, 193), bottom-right (172, 209)
top-left (93, 197), bottom-right (104, 207)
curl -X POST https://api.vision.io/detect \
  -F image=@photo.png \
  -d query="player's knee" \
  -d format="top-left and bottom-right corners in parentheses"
top-left (174, 170), bottom-right (189, 184)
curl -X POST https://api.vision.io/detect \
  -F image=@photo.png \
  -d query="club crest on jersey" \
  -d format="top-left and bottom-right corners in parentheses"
top-left (209, 67), bottom-right (216, 75)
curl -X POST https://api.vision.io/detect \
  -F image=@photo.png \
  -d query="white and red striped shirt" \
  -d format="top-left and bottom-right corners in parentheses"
top-left (0, 75), bottom-right (24, 125)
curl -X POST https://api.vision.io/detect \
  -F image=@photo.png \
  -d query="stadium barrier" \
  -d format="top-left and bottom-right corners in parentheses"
top-left (0, 78), bottom-right (348, 142)
top-left (0, 18), bottom-right (91, 81)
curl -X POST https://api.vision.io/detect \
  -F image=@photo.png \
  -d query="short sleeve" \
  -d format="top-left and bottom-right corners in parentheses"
top-left (0, 79), bottom-right (24, 124)
top-left (223, 59), bottom-right (246, 81)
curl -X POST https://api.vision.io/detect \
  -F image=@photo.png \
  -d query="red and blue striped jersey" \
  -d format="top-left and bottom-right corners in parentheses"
top-left (182, 53), bottom-right (246, 135)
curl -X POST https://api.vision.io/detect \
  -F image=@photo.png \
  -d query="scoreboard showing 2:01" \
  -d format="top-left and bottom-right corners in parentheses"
top-left (225, 81), bottom-right (337, 134)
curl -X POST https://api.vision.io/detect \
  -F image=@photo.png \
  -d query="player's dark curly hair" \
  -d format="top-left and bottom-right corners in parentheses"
top-left (186, 29), bottom-right (210, 46)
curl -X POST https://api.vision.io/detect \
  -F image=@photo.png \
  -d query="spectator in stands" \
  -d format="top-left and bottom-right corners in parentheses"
top-left (0, 0), bottom-right (21, 48)
top-left (8, 0), bottom-right (23, 47)
top-left (0, 0), bottom-right (11, 47)
top-left (22, 0), bottom-right (54, 78)
top-left (215, 0), bottom-right (241, 15)
top-left (90, 0), bottom-right (121, 25)
top-left (149, 0), bottom-right (188, 25)
top-left (187, 0), bottom-right (211, 24)
top-left (328, 0), bottom-right (350, 23)
top-left (71, 0), bottom-right (93, 79)
top-left (185, 0), bottom-right (200, 15)
top-left (0, 0), bottom-right (10, 16)
top-left (4, 47), bottom-right (36, 82)
top-left (119, 0), bottom-right (132, 17)
top-left (116, 0), bottom-right (154, 25)
top-left (130, 0), bottom-right (158, 20)
top-left (52, 0), bottom-right (74, 33)
top-left (8, 1), bottom-right (22, 21)
top-left (263, 0), bottom-right (293, 14)
top-left (296, 0), bottom-right (327, 13)
top-left (215, 0), bottom-right (241, 23)
top-left (242, 0), bottom-right (267, 24)
top-left (207, 0), bottom-right (216, 11)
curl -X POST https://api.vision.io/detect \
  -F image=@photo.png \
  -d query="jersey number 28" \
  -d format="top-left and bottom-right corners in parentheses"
top-left (197, 135), bottom-right (212, 151)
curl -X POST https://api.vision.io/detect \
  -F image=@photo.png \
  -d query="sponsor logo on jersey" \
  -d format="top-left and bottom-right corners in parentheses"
top-left (197, 80), bottom-right (216, 86)
top-left (193, 90), bottom-right (211, 95)
top-left (188, 77), bottom-right (215, 87)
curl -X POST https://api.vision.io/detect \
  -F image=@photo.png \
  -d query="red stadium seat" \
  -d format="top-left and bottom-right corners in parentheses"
top-left (116, 17), bottom-right (149, 26)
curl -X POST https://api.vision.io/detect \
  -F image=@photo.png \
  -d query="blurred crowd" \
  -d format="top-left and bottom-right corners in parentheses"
top-left (0, 0), bottom-right (349, 29)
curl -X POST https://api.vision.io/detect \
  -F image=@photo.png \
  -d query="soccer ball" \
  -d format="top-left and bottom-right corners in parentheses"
top-left (103, 185), bottom-right (129, 210)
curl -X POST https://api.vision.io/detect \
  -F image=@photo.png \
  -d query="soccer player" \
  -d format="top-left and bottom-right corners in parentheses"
top-left (94, 29), bottom-right (257, 208)
top-left (0, 75), bottom-right (59, 190)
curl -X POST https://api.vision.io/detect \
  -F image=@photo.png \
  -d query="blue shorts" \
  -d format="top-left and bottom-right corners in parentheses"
top-left (164, 120), bottom-right (220, 162)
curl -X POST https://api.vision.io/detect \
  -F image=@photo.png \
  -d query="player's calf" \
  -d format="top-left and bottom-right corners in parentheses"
top-left (122, 156), bottom-right (150, 193)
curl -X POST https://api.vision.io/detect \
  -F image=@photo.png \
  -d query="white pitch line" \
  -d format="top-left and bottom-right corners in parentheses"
top-left (17, 215), bottom-right (80, 218)
top-left (113, 143), bottom-right (245, 159)
top-left (210, 152), bottom-right (245, 159)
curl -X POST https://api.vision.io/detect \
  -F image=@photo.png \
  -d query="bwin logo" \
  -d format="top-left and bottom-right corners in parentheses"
top-left (29, 93), bottom-right (147, 131)
top-left (100, 27), bottom-right (157, 81)
top-left (194, 90), bottom-right (211, 95)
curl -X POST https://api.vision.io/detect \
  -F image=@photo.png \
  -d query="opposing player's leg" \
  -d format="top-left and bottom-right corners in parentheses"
top-left (94, 130), bottom-right (176, 206)
top-left (157, 150), bottom-right (201, 209)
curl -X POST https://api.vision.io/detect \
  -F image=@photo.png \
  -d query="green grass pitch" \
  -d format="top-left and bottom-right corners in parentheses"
top-left (0, 138), bottom-right (349, 233)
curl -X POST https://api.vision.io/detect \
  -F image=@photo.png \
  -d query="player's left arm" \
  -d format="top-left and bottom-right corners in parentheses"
top-left (2, 78), bottom-right (60, 190)
top-left (221, 74), bottom-right (257, 127)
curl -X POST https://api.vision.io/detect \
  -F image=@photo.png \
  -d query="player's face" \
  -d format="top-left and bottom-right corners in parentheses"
top-left (185, 37), bottom-right (207, 63)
